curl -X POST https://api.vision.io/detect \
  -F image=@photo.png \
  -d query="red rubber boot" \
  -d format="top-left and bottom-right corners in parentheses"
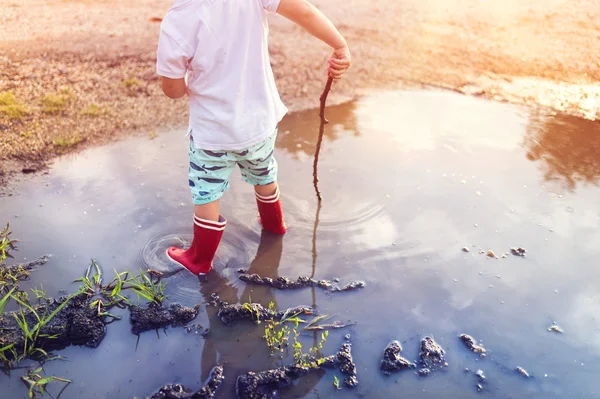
top-left (256, 187), bottom-right (287, 235)
top-left (167, 215), bottom-right (226, 275)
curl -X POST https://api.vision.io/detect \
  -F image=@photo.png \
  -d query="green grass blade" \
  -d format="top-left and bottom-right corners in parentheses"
top-left (0, 287), bottom-right (15, 314)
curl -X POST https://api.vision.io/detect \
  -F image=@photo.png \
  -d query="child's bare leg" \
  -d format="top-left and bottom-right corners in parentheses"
top-left (254, 182), bottom-right (278, 198)
top-left (194, 200), bottom-right (220, 222)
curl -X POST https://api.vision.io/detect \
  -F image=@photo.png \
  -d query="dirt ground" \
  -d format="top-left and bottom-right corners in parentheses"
top-left (1, 0), bottom-right (599, 193)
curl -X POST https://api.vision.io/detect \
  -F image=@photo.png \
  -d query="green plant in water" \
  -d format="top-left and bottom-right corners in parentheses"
top-left (0, 289), bottom-right (17, 368)
top-left (264, 302), bottom-right (292, 354)
top-left (262, 305), bottom-right (330, 368)
top-left (73, 260), bottom-right (131, 320)
top-left (21, 364), bottom-right (71, 399)
top-left (333, 375), bottom-right (340, 390)
top-left (11, 291), bottom-right (73, 362)
top-left (124, 268), bottom-right (167, 305)
top-left (30, 284), bottom-right (47, 304)
top-left (0, 222), bottom-right (17, 265)
top-left (0, 266), bottom-right (31, 296)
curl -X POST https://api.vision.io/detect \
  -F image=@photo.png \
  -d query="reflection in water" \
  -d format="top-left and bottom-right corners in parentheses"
top-left (276, 100), bottom-right (359, 157)
top-left (198, 231), bottom-right (323, 395)
top-left (525, 110), bottom-right (600, 190)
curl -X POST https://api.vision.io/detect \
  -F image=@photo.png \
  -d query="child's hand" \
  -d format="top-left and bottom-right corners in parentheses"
top-left (328, 45), bottom-right (351, 79)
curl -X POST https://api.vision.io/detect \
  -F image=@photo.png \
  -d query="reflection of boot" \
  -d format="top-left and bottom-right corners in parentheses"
top-left (256, 187), bottom-right (287, 235)
top-left (241, 229), bottom-right (284, 305)
top-left (167, 215), bottom-right (226, 275)
top-left (248, 230), bottom-right (284, 277)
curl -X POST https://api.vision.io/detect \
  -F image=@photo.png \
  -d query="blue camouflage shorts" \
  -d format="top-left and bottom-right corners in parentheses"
top-left (188, 128), bottom-right (279, 205)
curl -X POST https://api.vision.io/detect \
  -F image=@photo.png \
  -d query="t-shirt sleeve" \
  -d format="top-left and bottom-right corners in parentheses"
top-left (156, 27), bottom-right (191, 79)
top-left (261, 0), bottom-right (281, 13)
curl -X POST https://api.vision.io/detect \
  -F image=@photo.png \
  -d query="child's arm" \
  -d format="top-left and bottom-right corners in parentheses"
top-left (156, 26), bottom-right (191, 99)
top-left (161, 77), bottom-right (187, 99)
top-left (276, 0), bottom-right (351, 79)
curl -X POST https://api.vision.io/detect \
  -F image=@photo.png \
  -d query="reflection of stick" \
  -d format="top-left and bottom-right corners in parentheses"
top-left (310, 197), bottom-right (322, 353)
top-left (313, 77), bottom-right (334, 201)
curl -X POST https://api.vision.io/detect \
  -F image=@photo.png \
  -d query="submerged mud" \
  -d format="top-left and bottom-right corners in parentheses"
top-left (238, 272), bottom-right (365, 292)
top-left (418, 336), bottom-right (447, 376)
top-left (380, 340), bottom-right (417, 374)
top-left (235, 342), bottom-right (357, 398)
top-left (459, 334), bottom-right (486, 355)
top-left (130, 303), bottom-right (200, 335)
top-left (3, 255), bottom-right (50, 274)
top-left (210, 293), bottom-right (314, 326)
top-left (143, 365), bottom-right (224, 399)
top-left (0, 294), bottom-right (105, 357)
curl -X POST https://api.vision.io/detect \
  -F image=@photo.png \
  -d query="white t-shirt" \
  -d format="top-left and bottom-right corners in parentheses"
top-left (156, 0), bottom-right (288, 151)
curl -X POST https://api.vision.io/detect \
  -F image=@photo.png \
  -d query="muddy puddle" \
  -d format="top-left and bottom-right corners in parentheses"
top-left (1, 90), bottom-right (600, 398)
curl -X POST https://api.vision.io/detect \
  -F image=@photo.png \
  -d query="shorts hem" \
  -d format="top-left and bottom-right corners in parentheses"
top-left (242, 176), bottom-right (276, 186)
top-left (192, 191), bottom-right (225, 205)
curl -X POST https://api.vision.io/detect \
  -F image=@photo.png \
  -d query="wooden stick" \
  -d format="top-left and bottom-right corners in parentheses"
top-left (313, 76), bottom-right (334, 201)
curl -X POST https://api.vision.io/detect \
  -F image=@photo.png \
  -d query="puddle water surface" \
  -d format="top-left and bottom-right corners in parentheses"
top-left (1, 90), bottom-right (600, 398)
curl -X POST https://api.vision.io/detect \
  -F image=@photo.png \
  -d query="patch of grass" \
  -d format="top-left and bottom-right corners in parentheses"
top-left (11, 291), bottom-right (73, 361)
top-left (21, 364), bottom-right (71, 399)
top-left (0, 223), bottom-right (17, 265)
top-left (73, 260), bottom-right (130, 320)
top-left (262, 303), bottom-right (330, 368)
top-left (0, 92), bottom-right (28, 120)
top-left (41, 94), bottom-right (68, 115)
top-left (125, 268), bottom-right (167, 305)
top-left (121, 78), bottom-right (141, 88)
top-left (80, 104), bottom-right (102, 117)
top-left (149, 130), bottom-right (157, 140)
top-left (52, 135), bottom-right (83, 149)
top-left (0, 92), bottom-right (16, 106)
top-left (73, 261), bottom-right (166, 315)
top-left (0, 265), bottom-right (31, 296)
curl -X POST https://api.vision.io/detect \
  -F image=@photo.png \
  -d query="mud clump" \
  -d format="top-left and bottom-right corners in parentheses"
top-left (336, 342), bottom-right (358, 387)
top-left (238, 273), bottom-right (365, 292)
top-left (459, 334), bottom-right (486, 355)
top-left (380, 340), bottom-right (416, 374)
top-left (130, 303), bottom-right (199, 335)
top-left (0, 294), bottom-right (105, 358)
top-left (236, 343), bottom-right (357, 398)
top-left (418, 336), bottom-right (447, 376)
top-left (236, 364), bottom-right (321, 399)
top-left (210, 293), bottom-right (314, 326)
top-left (511, 247), bottom-right (526, 257)
top-left (144, 365), bottom-right (224, 399)
top-left (417, 368), bottom-right (431, 377)
top-left (3, 255), bottom-right (50, 274)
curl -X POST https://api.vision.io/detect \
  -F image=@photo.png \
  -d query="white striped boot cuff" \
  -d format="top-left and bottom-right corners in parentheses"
top-left (193, 215), bottom-right (227, 231)
top-left (256, 187), bottom-right (280, 204)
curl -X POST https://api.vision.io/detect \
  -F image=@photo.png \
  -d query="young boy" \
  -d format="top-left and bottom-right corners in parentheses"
top-left (157, 0), bottom-right (351, 275)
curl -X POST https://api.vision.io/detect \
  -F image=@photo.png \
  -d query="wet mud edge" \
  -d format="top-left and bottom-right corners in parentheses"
top-left (237, 271), bottom-right (365, 292)
top-left (236, 342), bottom-right (358, 398)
